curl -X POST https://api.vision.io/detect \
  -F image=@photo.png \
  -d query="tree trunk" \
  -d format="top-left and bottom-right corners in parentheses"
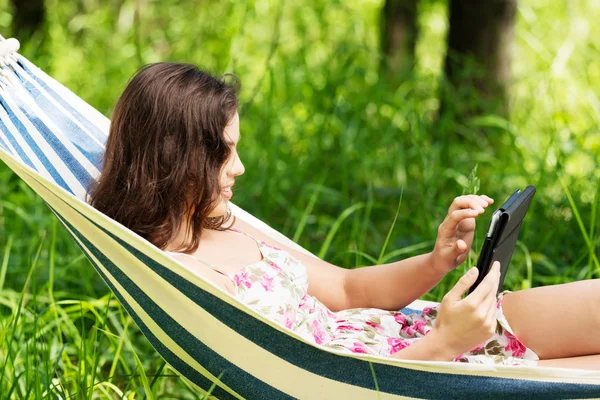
top-left (380, 0), bottom-right (419, 78)
top-left (10, 0), bottom-right (45, 41)
top-left (441, 0), bottom-right (517, 118)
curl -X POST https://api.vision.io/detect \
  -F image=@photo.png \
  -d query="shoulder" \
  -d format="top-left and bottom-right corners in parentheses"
top-left (231, 217), bottom-right (352, 311)
top-left (167, 252), bottom-right (236, 296)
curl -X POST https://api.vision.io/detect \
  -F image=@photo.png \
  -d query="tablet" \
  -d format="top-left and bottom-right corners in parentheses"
top-left (468, 186), bottom-right (536, 295)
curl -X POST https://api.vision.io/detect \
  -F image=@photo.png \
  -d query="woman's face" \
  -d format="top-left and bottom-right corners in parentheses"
top-left (209, 111), bottom-right (245, 217)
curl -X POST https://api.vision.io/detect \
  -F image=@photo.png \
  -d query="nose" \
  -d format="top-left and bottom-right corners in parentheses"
top-left (230, 151), bottom-right (245, 177)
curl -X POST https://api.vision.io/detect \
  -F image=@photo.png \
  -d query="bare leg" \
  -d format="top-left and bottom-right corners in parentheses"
top-left (538, 354), bottom-right (600, 370)
top-left (501, 279), bottom-right (600, 359)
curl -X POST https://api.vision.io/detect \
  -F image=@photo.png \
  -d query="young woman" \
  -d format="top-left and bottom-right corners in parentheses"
top-left (89, 62), bottom-right (600, 370)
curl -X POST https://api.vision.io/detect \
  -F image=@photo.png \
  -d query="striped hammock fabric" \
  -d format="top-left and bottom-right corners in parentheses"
top-left (1, 35), bottom-right (600, 399)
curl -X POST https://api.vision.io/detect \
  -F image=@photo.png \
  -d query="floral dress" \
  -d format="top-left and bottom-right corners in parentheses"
top-left (177, 227), bottom-right (539, 366)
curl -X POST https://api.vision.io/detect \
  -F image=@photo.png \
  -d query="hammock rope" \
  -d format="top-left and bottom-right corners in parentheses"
top-left (1, 35), bottom-right (600, 399)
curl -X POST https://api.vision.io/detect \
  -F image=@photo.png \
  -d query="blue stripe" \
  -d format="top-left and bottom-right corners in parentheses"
top-left (50, 211), bottom-right (239, 400)
top-left (0, 97), bottom-right (72, 193)
top-left (51, 209), bottom-right (292, 400)
top-left (0, 132), bottom-right (8, 151)
top-left (15, 59), bottom-right (108, 143)
top-left (9, 67), bottom-right (104, 169)
top-left (9, 93), bottom-right (94, 189)
top-left (0, 119), bottom-right (35, 168)
top-left (111, 240), bottom-right (600, 399)
top-left (399, 307), bottom-right (422, 315)
top-left (23, 172), bottom-right (600, 399)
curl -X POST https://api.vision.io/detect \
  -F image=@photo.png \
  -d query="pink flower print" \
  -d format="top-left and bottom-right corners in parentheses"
top-left (299, 296), bottom-right (312, 310)
top-left (422, 307), bottom-right (433, 315)
top-left (326, 308), bottom-right (336, 318)
top-left (259, 274), bottom-right (275, 292)
top-left (268, 261), bottom-right (284, 274)
top-left (387, 338), bottom-right (412, 354)
top-left (394, 313), bottom-right (406, 325)
top-left (412, 320), bottom-right (429, 335)
top-left (284, 310), bottom-right (296, 329)
top-left (336, 324), bottom-right (363, 332)
top-left (497, 295), bottom-right (504, 309)
top-left (311, 320), bottom-right (330, 345)
top-left (365, 321), bottom-right (384, 333)
top-left (504, 331), bottom-right (526, 357)
top-left (352, 341), bottom-right (370, 354)
top-left (261, 241), bottom-right (281, 251)
top-left (233, 271), bottom-right (252, 288)
top-left (401, 324), bottom-right (416, 336)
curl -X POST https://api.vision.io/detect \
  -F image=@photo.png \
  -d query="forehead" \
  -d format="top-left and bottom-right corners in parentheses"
top-left (224, 111), bottom-right (240, 143)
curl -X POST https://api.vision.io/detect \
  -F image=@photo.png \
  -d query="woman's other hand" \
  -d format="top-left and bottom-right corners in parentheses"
top-left (427, 262), bottom-right (501, 357)
top-left (431, 194), bottom-right (493, 274)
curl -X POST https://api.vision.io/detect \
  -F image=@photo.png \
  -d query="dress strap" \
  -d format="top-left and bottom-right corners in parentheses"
top-left (165, 251), bottom-right (235, 281)
top-left (227, 227), bottom-right (262, 246)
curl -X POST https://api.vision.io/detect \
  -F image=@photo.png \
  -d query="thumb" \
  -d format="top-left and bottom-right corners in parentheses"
top-left (447, 267), bottom-right (478, 301)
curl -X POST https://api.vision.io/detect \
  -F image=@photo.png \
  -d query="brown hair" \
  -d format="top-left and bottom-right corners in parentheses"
top-left (88, 62), bottom-right (239, 253)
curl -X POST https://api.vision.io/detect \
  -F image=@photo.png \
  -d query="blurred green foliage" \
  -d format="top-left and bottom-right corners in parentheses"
top-left (0, 0), bottom-right (599, 396)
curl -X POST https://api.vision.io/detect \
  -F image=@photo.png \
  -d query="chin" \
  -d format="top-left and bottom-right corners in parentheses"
top-left (209, 199), bottom-right (230, 218)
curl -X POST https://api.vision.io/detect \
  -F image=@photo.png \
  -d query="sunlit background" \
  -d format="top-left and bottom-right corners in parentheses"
top-left (0, 0), bottom-right (599, 396)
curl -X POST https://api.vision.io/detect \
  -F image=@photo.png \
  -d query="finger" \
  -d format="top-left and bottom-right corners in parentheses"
top-left (484, 292), bottom-right (501, 336)
top-left (448, 195), bottom-right (486, 214)
top-left (455, 239), bottom-right (468, 254)
top-left (475, 195), bottom-right (492, 208)
top-left (481, 270), bottom-right (500, 311)
top-left (481, 195), bottom-right (494, 204)
top-left (446, 267), bottom-right (479, 301)
top-left (485, 293), bottom-right (500, 330)
top-left (467, 261), bottom-right (501, 303)
top-left (440, 209), bottom-right (480, 236)
top-left (453, 240), bottom-right (469, 265)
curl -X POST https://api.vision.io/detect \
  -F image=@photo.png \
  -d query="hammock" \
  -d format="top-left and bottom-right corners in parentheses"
top-left (0, 35), bottom-right (599, 399)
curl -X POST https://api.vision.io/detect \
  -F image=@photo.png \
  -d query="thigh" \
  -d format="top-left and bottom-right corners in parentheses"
top-left (501, 279), bottom-right (600, 359)
top-left (537, 354), bottom-right (600, 370)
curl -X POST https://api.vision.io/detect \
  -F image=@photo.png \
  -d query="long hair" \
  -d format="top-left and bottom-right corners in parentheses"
top-left (88, 62), bottom-right (239, 253)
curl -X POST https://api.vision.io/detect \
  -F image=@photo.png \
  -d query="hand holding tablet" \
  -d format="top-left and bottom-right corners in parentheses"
top-left (469, 186), bottom-right (536, 295)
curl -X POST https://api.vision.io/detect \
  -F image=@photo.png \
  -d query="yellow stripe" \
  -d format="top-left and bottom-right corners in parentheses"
top-left (30, 164), bottom-right (404, 399)
top-left (61, 224), bottom-right (240, 399)
top-left (3, 149), bottom-right (600, 393)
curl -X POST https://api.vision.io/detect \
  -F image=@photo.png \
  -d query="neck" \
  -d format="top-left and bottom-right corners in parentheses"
top-left (166, 213), bottom-right (233, 252)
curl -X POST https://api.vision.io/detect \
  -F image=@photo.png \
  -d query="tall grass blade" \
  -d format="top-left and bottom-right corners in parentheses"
top-left (0, 236), bottom-right (44, 391)
top-left (377, 188), bottom-right (404, 265)
top-left (380, 241), bottom-right (435, 264)
top-left (318, 203), bottom-right (365, 259)
top-left (0, 235), bottom-right (12, 292)
top-left (367, 362), bottom-right (382, 400)
top-left (293, 181), bottom-right (325, 243)
top-left (558, 174), bottom-right (600, 276)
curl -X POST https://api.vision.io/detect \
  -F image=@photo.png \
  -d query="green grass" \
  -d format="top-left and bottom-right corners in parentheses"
top-left (1, 0), bottom-right (600, 396)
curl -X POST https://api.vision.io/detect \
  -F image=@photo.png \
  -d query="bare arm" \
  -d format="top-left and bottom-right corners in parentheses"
top-left (344, 252), bottom-right (445, 310)
top-left (233, 194), bottom-right (492, 312)
top-left (344, 194), bottom-right (494, 310)
top-left (235, 218), bottom-right (443, 311)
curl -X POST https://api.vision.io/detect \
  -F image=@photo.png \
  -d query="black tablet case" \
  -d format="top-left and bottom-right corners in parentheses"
top-left (469, 186), bottom-right (536, 295)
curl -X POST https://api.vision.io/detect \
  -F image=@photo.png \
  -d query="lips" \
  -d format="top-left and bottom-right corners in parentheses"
top-left (222, 184), bottom-right (233, 199)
